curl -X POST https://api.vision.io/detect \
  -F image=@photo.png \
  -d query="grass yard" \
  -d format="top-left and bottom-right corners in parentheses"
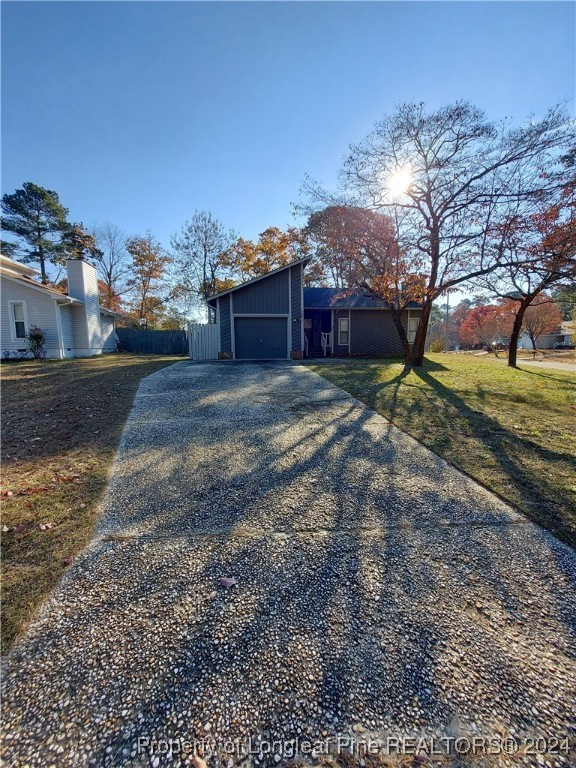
top-left (307, 354), bottom-right (576, 548)
top-left (1, 353), bottom-right (181, 653)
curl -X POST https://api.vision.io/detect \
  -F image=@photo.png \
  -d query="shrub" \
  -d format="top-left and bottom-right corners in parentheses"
top-left (26, 326), bottom-right (47, 359)
top-left (429, 339), bottom-right (445, 353)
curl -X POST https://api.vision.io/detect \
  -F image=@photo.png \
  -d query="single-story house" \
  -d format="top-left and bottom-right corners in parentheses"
top-left (518, 323), bottom-right (573, 350)
top-left (1, 254), bottom-right (119, 359)
top-left (205, 257), bottom-right (422, 360)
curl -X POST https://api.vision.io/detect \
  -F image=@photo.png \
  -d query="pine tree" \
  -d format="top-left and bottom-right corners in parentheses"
top-left (1, 182), bottom-right (70, 283)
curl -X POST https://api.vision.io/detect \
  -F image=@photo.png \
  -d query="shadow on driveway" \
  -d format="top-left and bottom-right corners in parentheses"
top-left (2, 361), bottom-right (575, 768)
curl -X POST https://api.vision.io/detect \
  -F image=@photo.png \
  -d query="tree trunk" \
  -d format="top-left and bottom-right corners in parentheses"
top-left (390, 306), bottom-right (413, 364)
top-left (508, 298), bottom-right (531, 367)
top-left (39, 245), bottom-right (47, 284)
top-left (390, 299), bottom-right (433, 367)
top-left (410, 299), bottom-right (433, 366)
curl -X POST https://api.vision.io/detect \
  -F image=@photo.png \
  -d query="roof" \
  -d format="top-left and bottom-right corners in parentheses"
top-left (0, 268), bottom-right (84, 303)
top-left (206, 257), bottom-right (312, 305)
top-left (303, 287), bottom-right (422, 309)
top-left (0, 254), bottom-right (40, 277)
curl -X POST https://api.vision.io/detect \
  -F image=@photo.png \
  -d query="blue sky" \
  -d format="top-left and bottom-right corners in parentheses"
top-left (2, 1), bottom-right (575, 250)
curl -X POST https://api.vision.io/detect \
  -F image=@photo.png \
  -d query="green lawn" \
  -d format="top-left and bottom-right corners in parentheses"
top-left (307, 354), bottom-right (576, 548)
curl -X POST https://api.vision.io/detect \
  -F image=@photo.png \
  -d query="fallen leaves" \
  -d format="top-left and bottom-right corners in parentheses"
top-left (2, 355), bottom-right (181, 653)
top-left (9, 523), bottom-right (25, 534)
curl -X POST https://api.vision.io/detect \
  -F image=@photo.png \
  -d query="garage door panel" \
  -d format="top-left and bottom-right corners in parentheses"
top-left (234, 317), bottom-right (288, 359)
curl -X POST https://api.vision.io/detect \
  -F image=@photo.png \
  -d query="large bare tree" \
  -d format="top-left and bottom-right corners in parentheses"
top-left (170, 211), bottom-right (235, 317)
top-left (90, 223), bottom-right (132, 305)
top-left (299, 102), bottom-right (575, 365)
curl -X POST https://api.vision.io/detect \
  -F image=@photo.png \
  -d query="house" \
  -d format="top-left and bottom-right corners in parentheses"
top-left (518, 322), bottom-right (574, 350)
top-left (204, 258), bottom-right (422, 360)
top-left (1, 254), bottom-right (119, 359)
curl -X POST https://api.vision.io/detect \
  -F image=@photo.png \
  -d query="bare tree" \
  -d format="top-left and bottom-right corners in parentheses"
top-left (299, 102), bottom-right (575, 365)
top-left (170, 211), bottom-right (235, 317)
top-left (90, 223), bottom-right (131, 299)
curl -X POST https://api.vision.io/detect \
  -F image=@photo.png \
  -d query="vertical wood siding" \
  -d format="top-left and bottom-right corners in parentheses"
top-left (219, 295), bottom-right (232, 355)
top-left (232, 270), bottom-right (289, 314)
top-left (290, 264), bottom-right (302, 352)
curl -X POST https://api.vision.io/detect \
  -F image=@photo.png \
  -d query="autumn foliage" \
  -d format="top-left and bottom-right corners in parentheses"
top-left (459, 305), bottom-right (513, 347)
top-left (520, 296), bottom-right (563, 349)
top-left (220, 226), bottom-right (311, 281)
top-left (458, 297), bottom-right (563, 349)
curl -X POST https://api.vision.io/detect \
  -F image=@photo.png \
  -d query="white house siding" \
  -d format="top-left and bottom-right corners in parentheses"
top-left (100, 314), bottom-right (116, 352)
top-left (0, 277), bottom-right (62, 358)
top-left (59, 304), bottom-right (76, 357)
top-left (66, 260), bottom-right (102, 355)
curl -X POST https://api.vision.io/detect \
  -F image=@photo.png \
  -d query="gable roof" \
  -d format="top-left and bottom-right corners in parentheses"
top-left (0, 268), bottom-right (84, 304)
top-left (304, 287), bottom-right (422, 309)
top-left (0, 254), bottom-right (39, 277)
top-left (206, 257), bottom-right (311, 305)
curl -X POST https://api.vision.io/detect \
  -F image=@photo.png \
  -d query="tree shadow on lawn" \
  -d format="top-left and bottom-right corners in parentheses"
top-left (308, 358), bottom-right (574, 548)
top-left (409, 366), bottom-right (576, 548)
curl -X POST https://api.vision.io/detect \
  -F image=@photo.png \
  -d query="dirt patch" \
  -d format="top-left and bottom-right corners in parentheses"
top-left (1, 353), bottom-right (181, 653)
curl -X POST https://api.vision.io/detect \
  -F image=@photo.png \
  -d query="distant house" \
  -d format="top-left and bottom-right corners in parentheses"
top-left (1, 254), bottom-right (119, 359)
top-left (518, 322), bottom-right (573, 350)
top-left (204, 258), bottom-right (422, 360)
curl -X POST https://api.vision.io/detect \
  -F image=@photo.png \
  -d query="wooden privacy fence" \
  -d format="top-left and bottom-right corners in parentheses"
top-left (188, 323), bottom-right (219, 361)
top-left (116, 328), bottom-right (188, 355)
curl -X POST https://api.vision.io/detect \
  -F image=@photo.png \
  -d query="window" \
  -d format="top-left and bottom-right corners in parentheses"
top-left (338, 317), bottom-right (350, 346)
top-left (408, 316), bottom-right (419, 344)
top-left (9, 301), bottom-right (28, 341)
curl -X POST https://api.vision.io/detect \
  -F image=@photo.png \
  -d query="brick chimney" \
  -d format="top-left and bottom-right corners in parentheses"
top-left (66, 258), bottom-right (103, 356)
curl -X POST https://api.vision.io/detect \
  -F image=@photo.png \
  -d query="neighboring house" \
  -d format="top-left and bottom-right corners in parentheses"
top-left (1, 254), bottom-right (119, 359)
top-left (204, 257), bottom-right (423, 360)
top-left (518, 322), bottom-right (573, 350)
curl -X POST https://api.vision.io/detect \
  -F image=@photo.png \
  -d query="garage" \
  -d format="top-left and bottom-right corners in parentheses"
top-left (205, 259), bottom-right (307, 361)
top-left (234, 317), bottom-right (288, 359)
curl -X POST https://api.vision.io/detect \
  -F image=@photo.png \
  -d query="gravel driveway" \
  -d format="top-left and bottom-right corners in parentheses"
top-left (2, 361), bottom-right (576, 768)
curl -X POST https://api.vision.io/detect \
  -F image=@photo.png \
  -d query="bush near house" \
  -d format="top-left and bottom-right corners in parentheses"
top-left (1, 354), bottom-right (181, 653)
top-left (25, 326), bottom-right (46, 359)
